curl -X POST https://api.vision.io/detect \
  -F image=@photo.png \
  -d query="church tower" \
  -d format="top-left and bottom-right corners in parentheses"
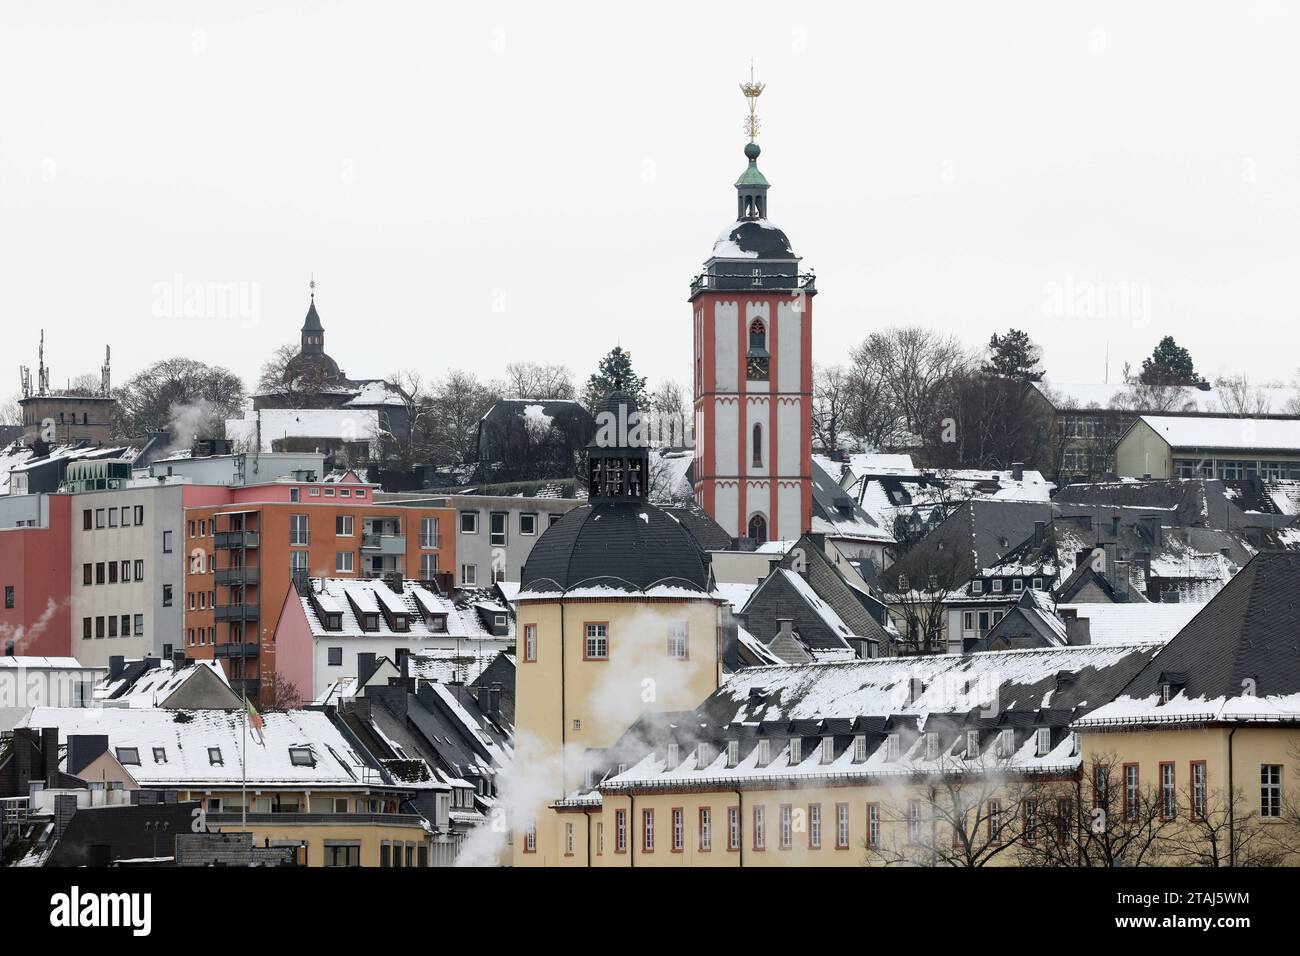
top-left (691, 76), bottom-right (814, 545)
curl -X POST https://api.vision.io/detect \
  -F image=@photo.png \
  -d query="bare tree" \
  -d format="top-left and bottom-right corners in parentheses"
top-left (1210, 374), bottom-right (1274, 417)
top-left (864, 754), bottom-right (1029, 866)
top-left (647, 378), bottom-right (691, 449)
top-left (113, 357), bottom-right (246, 440)
top-left (499, 362), bottom-right (575, 401)
top-left (847, 327), bottom-right (971, 448)
top-left (883, 536), bottom-right (971, 654)
top-left (1161, 785), bottom-right (1282, 867)
top-left (812, 363), bottom-right (853, 455)
top-left (0, 391), bottom-right (21, 427)
top-left (260, 671), bottom-right (302, 711)
top-left (427, 370), bottom-right (499, 467)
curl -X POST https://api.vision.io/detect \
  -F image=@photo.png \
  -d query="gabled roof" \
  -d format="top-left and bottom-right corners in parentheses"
top-left (1079, 552), bottom-right (1300, 727)
top-left (1135, 415), bottom-right (1300, 452)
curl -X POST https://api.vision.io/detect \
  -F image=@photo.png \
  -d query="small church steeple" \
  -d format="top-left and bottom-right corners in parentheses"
top-left (301, 276), bottom-right (324, 355)
top-left (736, 68), bottom-right (770, 220)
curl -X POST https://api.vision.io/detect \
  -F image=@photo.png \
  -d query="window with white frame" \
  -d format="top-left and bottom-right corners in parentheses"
top-left (1125, 764), bottom-right (1140, 821)
top-left (996, 728), bottom-right (1015, 758)
top-left (642, 809), bottom-right (654, 852)
top-left (700, 808), bottom-right (712, 851)
top-left (336, 551), bottom-right (354, 573)
top-left (966, 729), bottom-right (980, 758)
top-left (753, 805), bottom-right (766, 850)
top-left (924, 732), bottom-right (940, 760)
top-left (789, 737), bottom-right (802, 765)
top-left (519, 513), bottom-right (537, 536)
top-left (489, 512), bottom-right (507, 546)
top-left (1192, 762), bottom-right (1207, 820)
top-left (1160, 763), bottom-right (1176, 819)
top-left (460, 511), bottom-right (478, 534)
top-left (672, 808), bottom-right (684, 851)
top-left (565, 822), bottom-right (574, 855)
top-left (866, 803), bottom-right (879, 848)
top-left (697, 742), bottom-right (712, 767)
top-left (1035, 727), bottom-right (1052, 757)
top-left (779, 805), bottom-right (793, 849)
top-left (666, 742), bottom-right (679, 767)
top-left (523, 624), bottom-right (537, 662)
top-left (726, 739), bottom-right (739, 767)
top-left (971, 579), bottom-right (984, 594)
top-left (820, 737), bottom-right (834, 764)
top-left (419, 553), bottom-right (438, 579)
top-left (907, 800), bottom-right (922, 843)
top-left (853, 735), bottom-right (867, 762)
top-left (756, 739), bottom-right (770, 765)
top-left (809, 803), bottom-right (822, 849)
top-left (728, 807), bottom-right (740, 850)
top-left (460, 563), bottom-right (477, 586)
top-left (615, 810), bottom-right (627, 852)
top-left (420, 517), bottom-right (439, 548)
top-left (584, 622), bottom-right (608, 660)
top-left (290, 514), bottom-right (309, 545)
top-left (992, 579), bottom-right (1003, 593)
top-left (667, 622), bottom-right (688, 659)
top-left (1262, 764), bottom-right (1282, 818)
top-left (885, 733), bottom-right (900, 760)
top-left (335, 515), bottom-right (353, 536)
top-left (836, 802), bottom-right (850, 848)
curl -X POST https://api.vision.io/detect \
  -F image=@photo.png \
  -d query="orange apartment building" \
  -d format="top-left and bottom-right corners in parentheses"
top-left (182, 471), bottom-right (455, 704)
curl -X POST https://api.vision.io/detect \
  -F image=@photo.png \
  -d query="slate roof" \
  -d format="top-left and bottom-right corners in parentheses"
top-left (810, 459), bottom-right (892, 544)
top-left (519, 501), bottom-right (713, 595)
top-left (661, 504), bottom-right (732, 551)
top-left (1078, 552), bottom-right (1300, 727)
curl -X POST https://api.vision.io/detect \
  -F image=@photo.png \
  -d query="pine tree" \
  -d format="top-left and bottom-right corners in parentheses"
top-left (583, 346), bottom-right (647, 410)
top-left (1138, 336), bottom-right (1206, 387)
top-left (983, 329), bottom-right (1044, 382)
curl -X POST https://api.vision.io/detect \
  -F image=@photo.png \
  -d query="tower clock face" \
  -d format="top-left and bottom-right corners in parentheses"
top-left (747, 356), bottom-right (769, 380)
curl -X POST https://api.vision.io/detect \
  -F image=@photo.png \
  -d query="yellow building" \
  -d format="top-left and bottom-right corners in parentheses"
top-left (1114, 414), bottom-right (1300, 481)
top-left (512, 391), bottom-right (723, 866)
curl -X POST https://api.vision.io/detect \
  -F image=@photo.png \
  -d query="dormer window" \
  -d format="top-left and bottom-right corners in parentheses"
top-left (116, 747), bottom-right (140, 766)
top-left (153, 747), bottom-right (167, 764)
top-left (965, 730), bottom-right (980, 758)
top-left (820, 737), bottom-right (834, 764)
top-left (1012, 579), bottom-right (1024, 592)
top-left (697, 743), bottom-right (713, 767)
top-left (325, 613), bottom-right (342, 631)
top-left (971, 580), bottom-right (984, 594)
top-left (996, 729), bottom-right (1015, 758)
top-left (789, 737), bottom-right (801, 765)
top-left (726, 740), bottom-right (740, 768)
top-left (431, 614), bottom-right (447, 633)
top-left (208, 747), bottom-right (224, 766)
top-left (992, 579), bottom-right (1004, 593)
top-left (289, 746), bottom-right (316, 767)
top-left (1070, 732), bottom-right (1081, 756)
top-left (666, 743), bottom-right (679, 767)
top-left (853, 735), bottom-right (867, 762)
top-left (885, 733), bottom-right (900, 761)
top-left (756, 739), bottom-right (771, 765)
top-left (1035, 728), bottom-right (1052, 757)
top-left (924, 732), bottom-right (940, 760)
top-left (362, 613), bottom-right (379, 631)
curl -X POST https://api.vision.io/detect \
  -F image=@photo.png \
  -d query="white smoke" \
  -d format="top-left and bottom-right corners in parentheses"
top-left (165, 399), bottom-right (220, 455)
top-left (0, 597), bottom-right (67, 655)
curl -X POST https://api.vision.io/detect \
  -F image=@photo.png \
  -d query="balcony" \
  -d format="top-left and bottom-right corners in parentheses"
top-left (214, 641), bottom-right (260, 659)
top-left (215, 531), bottom-right (260, 549)
top-left (361, 532), bottom-right (407, 555)
top-left (214, 604), bottom-right (260, 623)
top-left (214, 567), bottom-right (260, 586)
top-left (227, 677), bottom-right (260, 699)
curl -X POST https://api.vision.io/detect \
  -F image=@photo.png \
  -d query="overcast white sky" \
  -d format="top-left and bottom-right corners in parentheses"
top-left (2, 1), bottom-right (1298, 398)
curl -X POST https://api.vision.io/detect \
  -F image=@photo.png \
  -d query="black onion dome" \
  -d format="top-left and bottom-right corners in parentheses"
top-left (519, 502), bottom-right (713, 595)
top-left (711, 219), bottom-right (795, 260)
top-left (282, 349), bottom-right (343, 384)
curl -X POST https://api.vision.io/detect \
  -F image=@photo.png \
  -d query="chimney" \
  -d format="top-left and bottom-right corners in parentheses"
top-left (1065, 616), bottom-right (1091, 646)
top-left (720, 607), bottom-right (740, 672)
top-left (777, 618), bottom-right (794, 642)
top-left (1011, 462), bottom-right (1024, 481)
top-left (395, 647), bottom-right (410, 678)
top-left (484, 684), bottom-right (502, 720)
top-left (108, 655), bottom-right (125, 680)
top-left (1113, 560), bottom-right (1131, 601)
top-left (41, 727), bottom-right (59, 782)
top-left (172, 650), bottom-right (187, 669)
top-left (12, 728), bottom-right (34, 791)
top-left (142, 656), bottom-right (160, 672)
top-left (54, 793), bottom-right (79, 838)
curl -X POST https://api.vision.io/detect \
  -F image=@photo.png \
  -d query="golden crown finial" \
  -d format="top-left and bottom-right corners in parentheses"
top-left (740, 61), bottom-right (765, 143)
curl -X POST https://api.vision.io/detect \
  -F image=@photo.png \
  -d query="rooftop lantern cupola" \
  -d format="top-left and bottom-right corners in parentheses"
top-left (300, 277), bottom-right (324, 355)
top-left (736, 70), bottom-right (770, 220)
top-left (586, 390), bottom-right (650, 504)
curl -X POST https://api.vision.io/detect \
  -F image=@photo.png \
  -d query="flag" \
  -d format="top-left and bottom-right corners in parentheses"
top-left (245, 694), bottom-right (265, 745)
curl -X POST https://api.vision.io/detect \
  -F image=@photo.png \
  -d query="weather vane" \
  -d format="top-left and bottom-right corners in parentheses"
top-left (740, 61), bottom-right (765, 143)
top-left (309, 273), bottom-right (316, 299)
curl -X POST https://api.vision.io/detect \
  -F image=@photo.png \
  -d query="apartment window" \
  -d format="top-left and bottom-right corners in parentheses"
top-left (121, 560), bottom-right (130, 582)
top-left (420, 517), bottom-right (439, 548)
top-left (289, 514), bottom-right (308, 546)
top-left (642, 809), bottom-right (655, 853)
top-left (991, 579), bottom-right (1003, 593)
top-left (987, 798), bottom-right (1003, 841)
top-left (120, 614), bottom-right (130, 636)
top-left (756, 739), bottom-right (770, 765)
top-left (83, 509), bottom-right (92, 530)
top-left (971, 579), bottom-right (984, 594)
top-left (671, 807), bottom-right (684, 852)
top-left (460, 511), bottom-right (478, 534)
top-left (1191, 761), bottom-right (1207, 821)
top-left (82, 617), bottom-right (91, 640)
top-left (697, 742), bottom-right (713, 767)
top-left (308, 487), bottom-right (320, 496)
top-left (95, 563), bottom-right (105, 585)
top-left (162, 585), bottom-right (172, 607)
top-left (1012, 579), bottom-right (1024, 593)
top-left (808, 803), bottom-right (822, 849)
top-left (489, 511), bottom-right (507, 546)
top-left (1032, 577), bottom-right (1044, 590)
top-left (109, 508), bottom-right (119, 527)
top-left (519, 513), bottom-right (537, 536)
top-left (336, 551), bottom-right (354, 573)
top-left (1023, 798), bottom-right (1039, 842)
top-left (752, 805), bottom-right (766, 850)
top-left (3, 586), bottom-right (12, 609)
top-left (565, 821), bottom-right (574, 856)
top-left (778, 804), bottom-right (793, 849)
top-left (907, 800), bottom-right (922, 843)
top-left (134, 614), bottom-right (143, 636)
top-left (336, 515), bottom-right (353, 536)
top-left (83, 563), bottom-right (92, 585)
top-left (95, 617), bottom-right (105, 639)
top-left (523, 624), bottom-right (537, 662)
top-left (289, 487), bottom-right (299, 503)
top-left (1035, 727), bottom-right (1052, 757)
top-left (613, 809), bottom-right (627, 852)
top-left (418, 553), bottom-right (438, 579)
top-left (1262, 764), bottom-right (1282, 818)
top-left (1093, 764), bottom-right (1109, 807)
top-left (328, 647), bottom-right (343, 666)
top-left (789, 737), bottom-right (801, 765)
top-left (95, 509), bottom-right (105, 528)
top-left (108, 616), bottom-right (117, 638)
top-left (727, 807), bottom-right (741, 850)
top-left (866, 803), bottom-right (880, 848)
top-left (885, 733), bottom-right (900, 761)
top-left (1124, 764), bottom-right (1140, 821)
top-left (115, 747), bottom-right (140, 766)
top-left (1056, 799), bottom-right (1072, 843)
top-left (924, 732), bottom-right (940, 760)
top-left (291, 551), bottom-right (308, 576)
top-left (853, 735), bottom-right (867, 762)
top-left (584, 622), bottom-right (608, 660)
top-left (134, 559), bottom-right (144, 579)
top-left (108, 562), bottom-right (118, 584)
top-left (1160, 762), bottom-right (1176, 820)
top-left (460, 564), bottom-right (477, 587)
top-left (726, 739), bottom-right (739, 767)
top-left (325, 843), bottom-right (361, 867)
top-left (667, 622), bottom-right (688, 660)
top-left (134, 505), bottom-right (144, 525)
top-left (162, 530), bottom-right (172, 553)
top-left (596, 822), bottom-right (604, 855)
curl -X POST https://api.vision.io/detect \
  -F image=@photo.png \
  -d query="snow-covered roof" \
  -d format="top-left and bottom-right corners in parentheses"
top-left (407, 648), bottom-right (499, 685)
top-left (94, 660), bottom-right (230, 707)
top-left (0, 656), bottom-right (88, 669)
top-left (301, 578), bottom-right (474, 639)
top-left (1058, 602), bottom-right (1204, 645)
top-left (343, 380), bottom-right (406, 407)
top-left (225, 408), bottom-right (380, 452)
top-left (1137, 415), bottom-right (1300, 452)
top-left (713, 582), bottom-right (758, 613)
top-left (20, 707), bottom-right (379, 788)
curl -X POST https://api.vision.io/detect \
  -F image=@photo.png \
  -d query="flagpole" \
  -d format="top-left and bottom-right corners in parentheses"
top-left (241, 689), bottom-right (248, 830)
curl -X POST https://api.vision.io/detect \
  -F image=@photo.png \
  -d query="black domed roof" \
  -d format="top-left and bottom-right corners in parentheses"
top-left (519, 502), bottom-right (713, 595)
top-left (711, 219), bottom-right (795, 260)
top-left (282, 349), bottom-right (343, 385)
